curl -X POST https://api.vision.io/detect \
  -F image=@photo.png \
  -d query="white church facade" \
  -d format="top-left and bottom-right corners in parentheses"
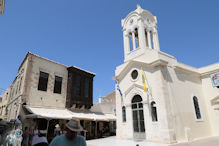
top-left (114, 5), bottom-right (219, 145)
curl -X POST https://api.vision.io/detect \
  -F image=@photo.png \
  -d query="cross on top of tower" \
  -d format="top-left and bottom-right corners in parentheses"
top-left (136, 4), bottom-right (141, 9)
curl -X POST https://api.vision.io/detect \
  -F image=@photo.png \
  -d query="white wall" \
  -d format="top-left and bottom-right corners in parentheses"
top-left (116, 51), bottom-right (215, 144)
top-left (167, 67), bottom-right (211, 142)
top-left (201, 75), bottom-right (219, 135)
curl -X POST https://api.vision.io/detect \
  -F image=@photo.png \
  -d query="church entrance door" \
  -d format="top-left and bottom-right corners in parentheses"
top-left (132, 95), bottom-right (145, 140)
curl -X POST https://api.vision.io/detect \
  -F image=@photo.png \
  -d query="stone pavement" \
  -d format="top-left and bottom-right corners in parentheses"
top-left (87, 136), bottom-right (167, 146)
top-left (87, 136), bottom-right (219, 146)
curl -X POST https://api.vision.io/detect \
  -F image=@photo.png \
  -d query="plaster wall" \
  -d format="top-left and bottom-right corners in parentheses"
top-left (116, 53), bottom-right (213, 143)
top-left (134, 49), bottom-right (159, 63)
top-left (116, 4), bottom-right (218, 145)
top-left (0, 88), bottom-right (10, 118)
top-left (6, 59), bottom-right (26, 121)
top-left (201, 76), bottom-right (219, 135)
top-left (167, 67), bottom-right (211, 142)
top-left (116, 64), bottom-right (175, 142)
top-left (26, 55), bottom-right (68, 108)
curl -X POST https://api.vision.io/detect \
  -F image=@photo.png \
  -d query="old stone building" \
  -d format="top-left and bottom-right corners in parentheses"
top-left (90, 91), bottom-right (116, 138)
top-left (2, 52), bottom-right (97, 121)
top-left (0, 0), bottom-right (4, 14)
top-left (0, 88), bottom-right (10, 119)
top-left (1, 52), bottom-right (115, 141)
top-left (115, 5), bottom-right (219, 146)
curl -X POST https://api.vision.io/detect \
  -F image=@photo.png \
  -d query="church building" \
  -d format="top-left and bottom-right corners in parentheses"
top-left (114, 5), bottom-right (219, 145)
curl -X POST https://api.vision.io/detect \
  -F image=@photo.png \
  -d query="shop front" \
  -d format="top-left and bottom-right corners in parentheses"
top-left (23, 106), bottom-right (116, 142)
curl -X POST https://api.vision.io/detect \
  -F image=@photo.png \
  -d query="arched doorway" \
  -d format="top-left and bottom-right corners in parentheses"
top-left (132, 95), bottom-right (145, 140)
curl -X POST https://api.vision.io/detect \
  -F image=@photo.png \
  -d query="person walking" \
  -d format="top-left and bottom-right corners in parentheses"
top-left (50, 119), bottom-right (86, 146)
top-left (31, 122), bottom-right (48, 146)
top-left (31, 129), bottom-right (48, 146)
top-left (31, 127), bottom-right (39, 146)
top-left (54, 124), bottom-right (61, 136)
top-left (22, 127), bottom-right (29, 146)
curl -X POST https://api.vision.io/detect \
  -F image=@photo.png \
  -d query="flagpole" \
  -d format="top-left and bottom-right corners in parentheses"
top-left (141, 67), bottom-right (152, 95)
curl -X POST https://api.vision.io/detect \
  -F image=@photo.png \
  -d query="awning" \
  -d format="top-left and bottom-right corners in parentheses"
top-left (70, 111), bottom-right (116, 121)
top-left (25, 106), bottom-right (116, 121)
top-left (25, 106), bottom-right (73, 120)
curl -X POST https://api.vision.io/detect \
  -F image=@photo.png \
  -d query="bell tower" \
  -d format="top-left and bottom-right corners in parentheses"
top-left (122, 4), bottom-right (160, 62)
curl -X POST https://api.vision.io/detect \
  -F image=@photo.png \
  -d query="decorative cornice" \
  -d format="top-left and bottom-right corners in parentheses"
top-left (150, 59), bottom-right (168, 67)
top-left (124, 83), bottom-right (144, 96)
top-left (200, 69), bottom-right (219, 77)
top-left (173, 66), bottom-right (200, 75)
top-left (115, 59), bottom-right (168, 80)
top-left (173, 62), bottom-right (200, 75)
top-left (199, 63), bottom-right (219, 77)
top-left (158, 51), bottom-right (175, 60)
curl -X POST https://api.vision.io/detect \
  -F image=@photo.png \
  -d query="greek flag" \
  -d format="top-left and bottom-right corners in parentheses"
top-left (115, 79), bottom-right (123, 96)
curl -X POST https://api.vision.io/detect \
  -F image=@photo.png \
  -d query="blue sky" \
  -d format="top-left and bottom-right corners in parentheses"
top-left (0, 0), bottom-right (218, 102)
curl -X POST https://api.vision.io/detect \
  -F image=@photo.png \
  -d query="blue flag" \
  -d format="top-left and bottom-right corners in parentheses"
top-left (115, 79), bottom-right (123, 96)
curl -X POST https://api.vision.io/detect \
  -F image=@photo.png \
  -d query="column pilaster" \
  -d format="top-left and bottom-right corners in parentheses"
top-left (132, 32), bottom-right (136, 50)
top-left (157, 66), bottom-right (176, 143)
top-left (147, 30), bottom-right (152, 49)
top-left (152, 30), bottom-right (160, 51)
top-left (138, 20), bottom-right (147, 49)
top-left (123, 31), bottom-right (130, 57)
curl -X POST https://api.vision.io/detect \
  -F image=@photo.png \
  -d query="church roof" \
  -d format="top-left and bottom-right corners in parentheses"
top-left (114, 59), bottom-right (168, 80)
top-left (18, 52), bottom-right (95, 75)
top-left (121, 4), bottom-right (157, 28)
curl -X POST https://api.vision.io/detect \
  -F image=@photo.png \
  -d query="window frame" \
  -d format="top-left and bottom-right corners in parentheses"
top-left (84, 78), bottom-right (90, 98)
top-left (122, 106), bottom-right (126, 122)
top-left (130, 68), bottom-right (139, 82)
top-left (74, 74), bottom-right (81, 97)
top-left (37, 71), bottom-right (49, 92)
top-left (53, 75), bottom-right (63, 94)
top-left (131, 95), bottom-right (145, 132)
top-left (151, 101), bottom-right (158, 122)
top-left (192, 95), bottom-right (203, 121)
top-left (19, 76), bottom-right (23, 91)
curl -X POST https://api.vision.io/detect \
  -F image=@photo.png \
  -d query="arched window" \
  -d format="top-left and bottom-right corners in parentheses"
top-left (132, 95), bottom-right (145, 133)
top-left (128, 28), bottom-right (139, 51)
top-left (193, 96), bottom-right (202, 119)
top-left (151, 101), bottom-right (158, 122)
top-left (145, 29), bottom-right (153, 49)
top-left (128, 33), bottom-right (133, 51)
top-left (145, 29), bottom-right (148, 47)
top-left (122, 106), bottom-right (126, 122)
top-left (134, 28), bottom-right (139, 48)
top-left (150, 31), bottom-right (154, 49)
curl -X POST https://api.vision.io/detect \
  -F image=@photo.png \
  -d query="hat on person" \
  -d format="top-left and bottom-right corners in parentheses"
top-left (66, 119), bottom-right (83, 132)
top-left (55, 124), bottom-right (60, 128)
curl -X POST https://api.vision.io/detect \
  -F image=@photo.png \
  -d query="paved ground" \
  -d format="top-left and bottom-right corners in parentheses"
top-left (87, 136), bottom-right (167, 146)
top-left (87, 136), bottom-right (219, 146)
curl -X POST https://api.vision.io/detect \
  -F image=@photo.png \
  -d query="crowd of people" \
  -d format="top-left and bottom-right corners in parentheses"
top-left (1, 119), bottom-right (87, 146)
top-left (21, 126), bottom-right (48, 146)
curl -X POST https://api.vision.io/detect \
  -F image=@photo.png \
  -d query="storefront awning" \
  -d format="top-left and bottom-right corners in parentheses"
top-left (25, 106), bottom-right (116, 121)
top-left (25, 106), bottom-right (73, 120)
